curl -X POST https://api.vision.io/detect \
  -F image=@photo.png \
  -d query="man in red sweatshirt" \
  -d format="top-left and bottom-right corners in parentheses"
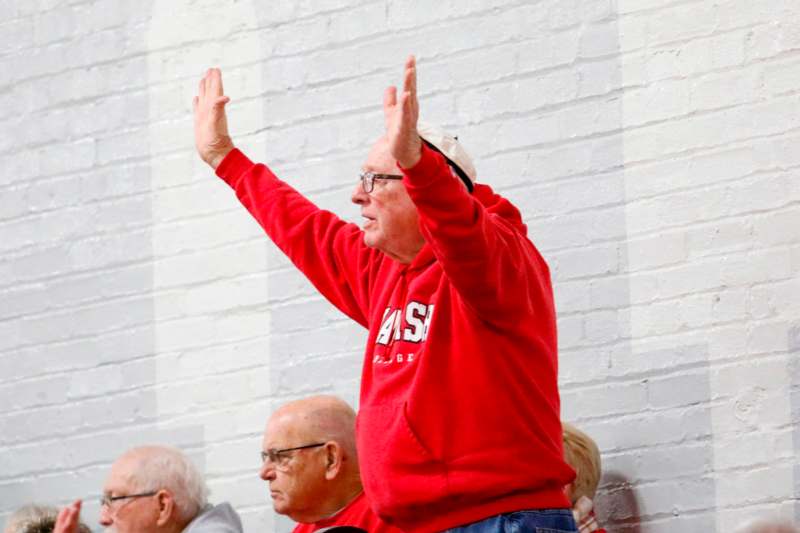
top-left (193, 56), bottom-right (577, 532)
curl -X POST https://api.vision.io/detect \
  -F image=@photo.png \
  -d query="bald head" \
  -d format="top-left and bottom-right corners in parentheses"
top-left (268, 395), bottom-right (357, 458)
top-left (260, 395), bottom-right (362, 523)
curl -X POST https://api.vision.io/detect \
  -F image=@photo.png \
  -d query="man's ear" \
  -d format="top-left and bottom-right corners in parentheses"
top-left (155, 490), bottom-right (176, 526)
top-left (323, 442), bottom-right (343, 480)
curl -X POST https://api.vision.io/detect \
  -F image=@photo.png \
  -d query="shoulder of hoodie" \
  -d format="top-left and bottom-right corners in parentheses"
top-left (472, 183), bottom-right (526, 234)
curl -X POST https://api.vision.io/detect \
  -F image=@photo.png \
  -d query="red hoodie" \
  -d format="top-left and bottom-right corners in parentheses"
top-left (216, 145), bottom-right (575, 532)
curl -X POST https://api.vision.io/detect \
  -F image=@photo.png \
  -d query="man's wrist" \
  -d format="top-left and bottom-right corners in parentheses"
top-left (208, 142), bottom-right (235, 170)
top-left (397, 136), bottom-right (423, 169)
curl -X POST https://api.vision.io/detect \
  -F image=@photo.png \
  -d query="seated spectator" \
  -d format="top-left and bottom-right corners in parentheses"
top-left (5, 505), bottom-right (56, 533)
top-left (48, 445), bottom-right (242, 533)
top-left (562, 422), bottom-right (606, 533)
top-left (4, 505), bottom-right (90, 533)
top-left (260, 395), bottom-right (400, 533)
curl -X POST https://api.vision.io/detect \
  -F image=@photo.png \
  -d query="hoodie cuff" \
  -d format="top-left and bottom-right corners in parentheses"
top-left (215, 148), bottom-right (254, 188)
top-left (397, 143), bottom-right (451, 189)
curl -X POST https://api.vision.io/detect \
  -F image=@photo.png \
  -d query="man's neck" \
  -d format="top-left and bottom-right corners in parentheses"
top-left (316, 488), bottom-right (363, 521)
top-left (174, 507), bottom-right (204, 533)
top-left (294, 482), bottom-right (363, 524)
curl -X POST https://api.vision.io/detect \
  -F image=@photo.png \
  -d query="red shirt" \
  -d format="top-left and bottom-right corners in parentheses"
top-left (292, 492), bottom-right (401, 533)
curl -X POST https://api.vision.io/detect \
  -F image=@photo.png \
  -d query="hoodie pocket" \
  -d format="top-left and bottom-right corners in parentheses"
top-left (358, 401), bottom-right (448, 520)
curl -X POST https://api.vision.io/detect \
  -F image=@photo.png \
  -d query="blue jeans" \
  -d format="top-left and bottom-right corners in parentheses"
top-left (445, 509), bottom-right (578, 533)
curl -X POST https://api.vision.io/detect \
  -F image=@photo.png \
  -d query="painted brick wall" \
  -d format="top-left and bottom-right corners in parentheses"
top-left (1, 1), bottom-right (798, 532)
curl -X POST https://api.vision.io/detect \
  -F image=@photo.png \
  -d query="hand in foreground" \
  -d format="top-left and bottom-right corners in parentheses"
top-left (572, 496), bottom-right (601, 532)
top-left (193, 68), bottom-right (234, 170)
top-left (384, 55), bottom-right (422, 169)
top-left (54, 500), bottom-right (82, 533)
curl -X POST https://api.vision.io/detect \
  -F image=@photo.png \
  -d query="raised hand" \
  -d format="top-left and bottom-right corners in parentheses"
top-left (53, 500), bottom-right (82, 533)
top-left (193, 68), bottom-right (234, 170)
top-left (384, 55), bottom-right (422, 169)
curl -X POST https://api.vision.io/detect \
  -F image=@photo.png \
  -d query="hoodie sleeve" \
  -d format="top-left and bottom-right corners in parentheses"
top-left (401, 145), bottom-right (553, 324)
top-left (216, 149), bottom-right (375, 327)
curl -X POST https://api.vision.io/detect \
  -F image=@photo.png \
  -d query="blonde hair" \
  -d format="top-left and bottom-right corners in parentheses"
top-left (562, 422), bottom-right (602, 504)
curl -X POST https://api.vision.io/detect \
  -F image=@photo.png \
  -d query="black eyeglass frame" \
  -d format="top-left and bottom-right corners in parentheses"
top-left (359, 171), bottom-right (404, 194)
top-left (260, 442), bottom-right (326, 465)
top-left (99, 491), bottom-right (158, 508)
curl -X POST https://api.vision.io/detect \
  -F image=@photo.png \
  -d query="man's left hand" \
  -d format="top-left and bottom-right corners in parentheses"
top-left (54, 500), bottom-right (82, 533)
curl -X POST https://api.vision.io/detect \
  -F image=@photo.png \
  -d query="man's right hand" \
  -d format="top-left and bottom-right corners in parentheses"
top-left (193, 68), bottom-right (234, 170)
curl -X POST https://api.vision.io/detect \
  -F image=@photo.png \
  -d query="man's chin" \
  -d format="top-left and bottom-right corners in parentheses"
top-left (270, 492), bottom-right (285, 506)
top-left (362, 232), bottom-right (381, 250)
top-left (272, 500), bottom-right (290, 516)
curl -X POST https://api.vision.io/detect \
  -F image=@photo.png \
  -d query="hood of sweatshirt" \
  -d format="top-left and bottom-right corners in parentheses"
top-left (183, 503), bottom-right (243, 533)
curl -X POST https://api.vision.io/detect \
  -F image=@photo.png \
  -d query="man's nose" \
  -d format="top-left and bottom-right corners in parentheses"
top-left (351, 181), bottom-right (368, 205)
top-left (259, 461), bottom-right (276, 481)
top-left (99, 506), bottom-right (113, 527)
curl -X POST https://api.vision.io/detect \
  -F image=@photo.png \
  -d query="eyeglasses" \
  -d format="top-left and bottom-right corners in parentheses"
top-left (100, 491), bottom-right (157, 509)
top-left (359, 171), bottom-right (403, 193)
top-left (260, 442), bottom-right (326, 468)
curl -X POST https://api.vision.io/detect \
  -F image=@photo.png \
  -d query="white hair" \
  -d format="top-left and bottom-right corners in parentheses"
top-left (126, 446), bottom-right (209, 523)
top-left (4, 505), bottom-right (57, 533)
top-left (735, 518), bottom-right (799, 533)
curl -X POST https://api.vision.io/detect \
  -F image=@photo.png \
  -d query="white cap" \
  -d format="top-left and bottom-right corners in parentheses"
top-left (417, 121), bottom-right (477, 191)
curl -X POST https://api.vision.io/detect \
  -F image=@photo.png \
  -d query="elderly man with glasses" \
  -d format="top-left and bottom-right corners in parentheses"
top-left (50, 446), bottom-right (242, 533)
top-left (194, 56), bottom-right (577, 532)
top-left (259, 395), bottom-right (399, 532)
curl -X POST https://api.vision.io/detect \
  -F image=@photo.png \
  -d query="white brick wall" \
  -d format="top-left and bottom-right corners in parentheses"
top-left (1, 1), bottom-right (798, 532)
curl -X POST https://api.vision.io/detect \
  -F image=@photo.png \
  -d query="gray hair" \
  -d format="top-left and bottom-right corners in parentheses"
top-left (125, 445), bottom-right (209, 523)
top-left (4, 506), bottom-right (57, 533)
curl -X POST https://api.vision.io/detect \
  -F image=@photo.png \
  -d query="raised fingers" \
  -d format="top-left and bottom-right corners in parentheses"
top-left (54, 500), bottom-right (82, 533)
top-left (400, 90), bottom-right (416, 131)
top-left (403, 55), bottom-right (416, 103)
top-left (209, 68), bottom-right (224, 97)
top-left (402, 55), bottom-right (419, 120)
